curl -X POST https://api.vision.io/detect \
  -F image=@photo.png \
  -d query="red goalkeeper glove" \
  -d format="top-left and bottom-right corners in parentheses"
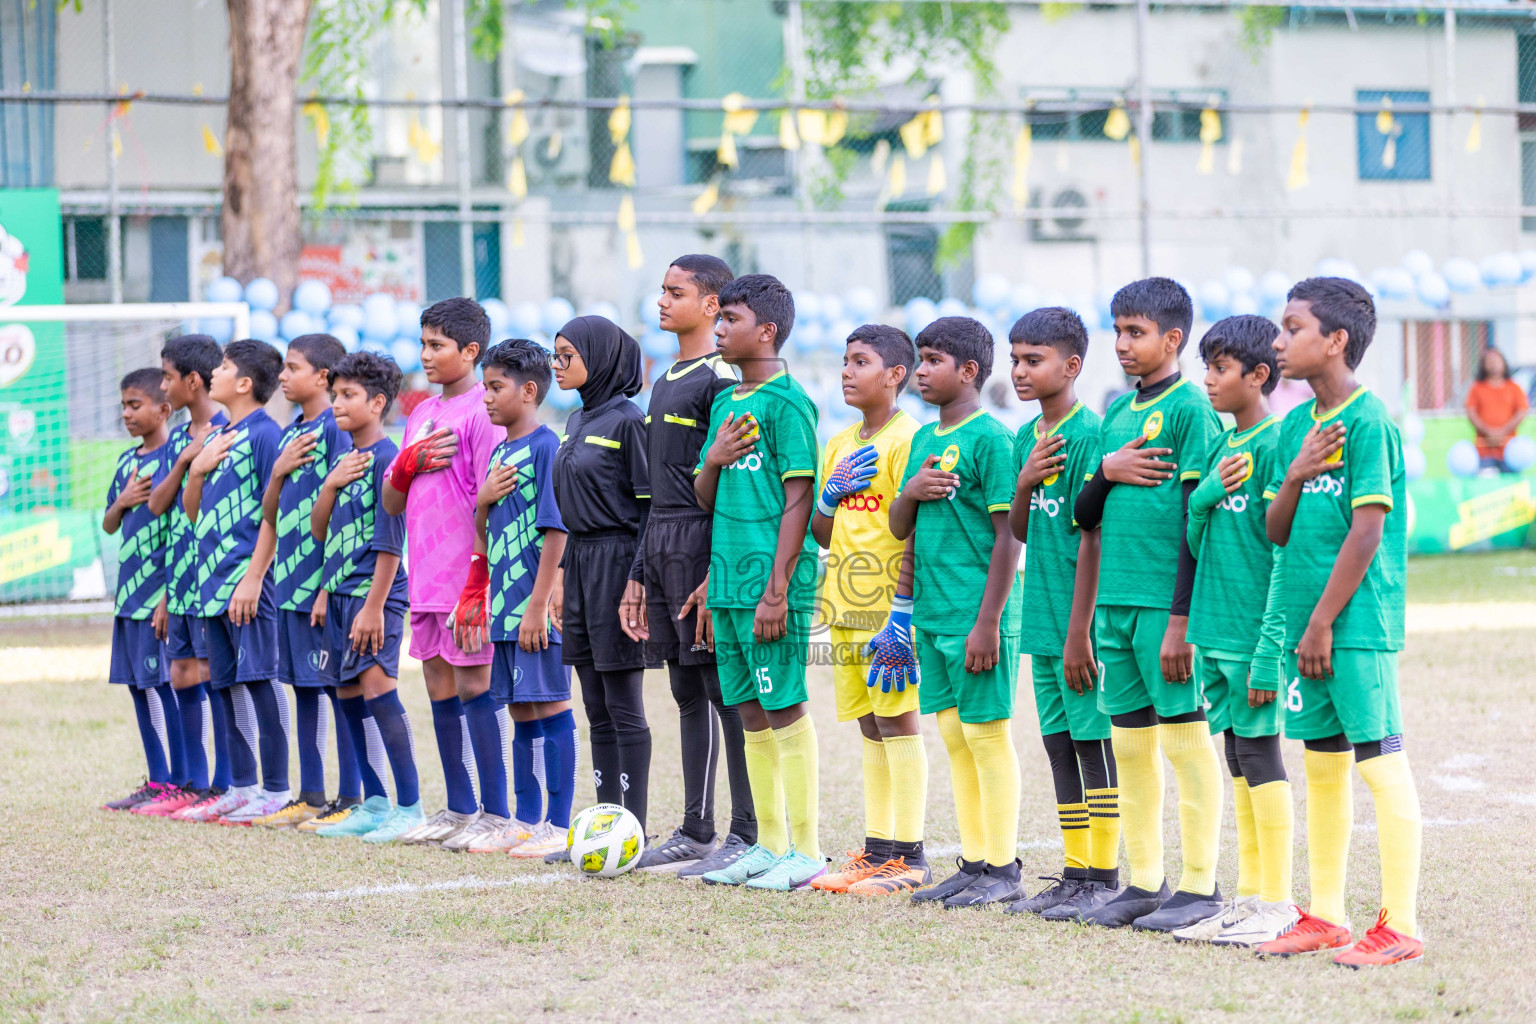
top-left (450, 553), bottom-right (491, 653)
top-left (388, 423), bottom-right (455, 494)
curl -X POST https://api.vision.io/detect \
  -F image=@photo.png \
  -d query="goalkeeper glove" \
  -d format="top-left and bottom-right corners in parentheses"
top-left (449, 553), bottom-right (491, 652)
top-left (864, 593), bottom-right (917, 693)
top-left (387, 420), bottom-right (454, 494)
top-left (817, 443), bottom-right (879, 518)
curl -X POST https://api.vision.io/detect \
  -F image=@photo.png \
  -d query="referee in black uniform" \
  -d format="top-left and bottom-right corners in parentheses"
top-left (550, 315), bottom-right (652, 830)
top-left (626, 255), bottom-right (758, 877)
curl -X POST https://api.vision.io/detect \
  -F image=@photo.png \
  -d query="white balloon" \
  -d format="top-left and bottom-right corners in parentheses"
top-left (244, 277), bottom-right (280, 312)
top-left (509, 300), bottom-right (542, 336)
top-left (1228, 291), bottom-right (1259, 316)
top-left (1447, 439), bottom-right (1480, 477)
top-left (1520, 250), bottom-right (1536, 283)
top-left (1442, 258), bottom-right (1481, 294)
top-left (205, 276), bottom-right (243, 304)
top-left (1223, 267), bottom-right (1256, 296)
top-left (1258, 270), bottom-right (1291, 306)
top-left (820, 294), bottom-right (845, 325)
top-left (581, 300), bottom-right (621, 324)
top-left (329, 304), bottom-right (365, 330)
top-left (1505, 435), bottom-right (1536, 472)
top-left (972, 273), bottom-right (1011, 312)
top-left (1403, 444), bottom-right (1427, 482)
top-left (828, 319), bottom-right (858, 348)
top-left (394, 301), bottom-right (423, 335)
top-left (293, 279), bottom-right (333, 316)
top-left (844, 286), bottom-right (879, 321)
top-left (1008, 283), bottom-right (1041, 319)
top-left (1198, 280), bottom-right (1231, 322)
top-left (1402, 249), bottom-right (1436, 277)
top-left (1371, 267), bottom-right (1415, 301)
top-left (541, 297), bottom-right (576, 335)
top-left (330, 324), bottom-right (359, 352)
top-left (1401, 413), bottom-right (1425, 444)
top-left (1481, 252), bottom-right (1523, 288)
top-left (1315, 258), bottom-right (1362, 282)
top-left (796, 292), bottom-right (823, 325)
top-left (248, 309), bottom-right (279, 342)
top-left (936, 297), bottom-right (969, 319)
top-left (905, 297), bottom-right (938, 334)
top-left (1416, 272), bottom-right (1451, 308)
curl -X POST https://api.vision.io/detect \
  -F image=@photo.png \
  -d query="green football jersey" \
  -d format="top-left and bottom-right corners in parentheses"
top-left (1016, 402), bottom-right (1101, 656)
top-left (901, 410), bottom-right (1022, 636)
top-left (1097, 376), bottom-right (1222, 610)
top-left (1264, 387), bottom-right (1406, 651)
top-left (1186, 415), bottom-right (1282, 654)
top-left (695, 371), bottom-right (820, 612)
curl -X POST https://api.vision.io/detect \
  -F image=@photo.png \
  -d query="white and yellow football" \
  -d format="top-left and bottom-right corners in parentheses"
top-left (566, 803), bottom-right (645, 878)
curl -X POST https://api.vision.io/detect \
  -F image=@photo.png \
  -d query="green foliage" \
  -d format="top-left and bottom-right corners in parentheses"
top-left (1237, 6), bottom-right (1287, 61)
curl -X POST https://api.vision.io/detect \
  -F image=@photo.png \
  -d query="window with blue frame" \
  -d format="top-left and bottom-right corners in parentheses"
top-left (1357, 90), bottom-right (1431, 181)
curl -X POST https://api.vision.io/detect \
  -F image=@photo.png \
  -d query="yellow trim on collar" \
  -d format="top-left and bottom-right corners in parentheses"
top-left (1228, 415), bottom-right (1279, 447)
top-left (1034, 401), bottom-right (1085, 440)
top-left (1128, 375), bottom-right (1192, 411)
top-left (1311, 386), bottom-right (1369, 422)
top-left (934, 409), bottom-right (985, 436)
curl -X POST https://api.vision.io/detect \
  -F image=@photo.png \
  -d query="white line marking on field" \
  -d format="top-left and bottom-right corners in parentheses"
top-left (1439, 753), bottom-right (1489, 772)
top-left (301, 873), bottom-right (575, 900)
top-left (1505, 793), bottom-right (1536, 806)
top-left (1353, 817), bottom-right (1484, 833)
top-left (1431, 774), bottom-right (1486, 792)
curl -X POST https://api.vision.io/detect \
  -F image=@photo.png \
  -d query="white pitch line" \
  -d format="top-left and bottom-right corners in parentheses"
top-left (301, 873), bottom-right (576, 900)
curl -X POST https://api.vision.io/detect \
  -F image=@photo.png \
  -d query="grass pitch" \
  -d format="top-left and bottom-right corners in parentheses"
top-left (4, 551), bottom-right (1536, 1023)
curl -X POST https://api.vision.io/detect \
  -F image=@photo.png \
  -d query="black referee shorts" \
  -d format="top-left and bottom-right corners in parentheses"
top-left (642, 509), bottom-right (715, 667)
top-left (562, 529), bottom-right (647, 672)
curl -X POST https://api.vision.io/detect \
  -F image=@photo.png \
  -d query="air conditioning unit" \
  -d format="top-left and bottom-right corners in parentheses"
top-left (524, 109), bottom-right (590, 189)
top-left (1028, 187), bottom-right (1095, 243)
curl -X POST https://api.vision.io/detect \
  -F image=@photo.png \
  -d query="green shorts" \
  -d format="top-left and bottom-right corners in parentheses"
top-left (1197, 648), bottom-right (1282, 739)
top-left (1281, 647), bottom-right (1402, 744)
top-left (1094, 605), bottom-right (1205, 719)
top-left (916, 629), bottom-right (1020, 724)
top-left (713, 606), bottom-right (811, 712)
top-left (1030, 654), bottom-right (1110, 740)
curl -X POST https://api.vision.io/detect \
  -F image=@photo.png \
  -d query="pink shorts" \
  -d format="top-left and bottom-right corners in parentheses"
top-left (409, 610), bottom-right (494, 667)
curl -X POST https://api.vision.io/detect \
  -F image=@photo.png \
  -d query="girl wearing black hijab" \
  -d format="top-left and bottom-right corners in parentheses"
top-left (550, 315), bottom-right (653, 832)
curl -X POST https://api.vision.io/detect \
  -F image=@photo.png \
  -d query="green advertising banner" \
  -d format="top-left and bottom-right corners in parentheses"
top-left (1407, 477), bottom-right (1536, 555)
top-left (0, 189), bottom-right (82, 601)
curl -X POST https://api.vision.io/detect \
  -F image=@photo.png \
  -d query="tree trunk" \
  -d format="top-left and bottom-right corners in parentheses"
top-left (222, 0), bottom-right (312, 302)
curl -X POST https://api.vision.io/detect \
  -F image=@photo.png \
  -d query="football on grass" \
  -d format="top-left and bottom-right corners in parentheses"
top-left (567, 803), bottom-right (645, 877)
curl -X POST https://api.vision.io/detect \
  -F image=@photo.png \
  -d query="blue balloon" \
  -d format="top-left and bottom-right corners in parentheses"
top-left (248, 309), bottom-right (279, 342)
top-left (828, 319), bottom-right (858, 350)
top-left (581, 300), bottom-right (621, 324)
top-left (1008, 284), bottom-right (1040, 320)
top-left (330, 324), bottom-right (360, 352)
top-left (905, 297), bottom-right (938, 334)
top-left (547, 385), bottom-right (580, 411)
top-left (244, 277), bottom-right (280, 312)
top-left (1258, 270), bottom-right (1291, 306)
top-left (1505, 435), bottom-right (1536, 473)
top-left (1228, 291), bottom-right (1259, 316)
top-left (1520, 250), bottom-right (1536, 284)
top-left (1315, 258), bottom-right (1361, 282)
top-left (509, 300), bottom-right (541, 337)
top-left (1198, 280), bottom-right (1230, 323)
top-left (390, 338), bottom-right (421, 371)
top-left (972, 274), bottom-right (1010, 313)
top-left (205, 276), bottom-right (243, 304)
top-left (1415, 272), bottom-right (1450, 308)
top-left (360, 339), bottom-right (391, 358)
top-left (641, 331), bottom-right (674, 360)
top-left (936, 297), bottom-right (969, 319)
top-left (293, 279), bottom-right (333, 316)
top-left (1443, 258), bottom-right (1481, 294)
top-left (279, 309), bottom-right (315, 342)
top-left (820, 295), bottom-right (846, 326)
top-left (794, 321), bottom-right (826, 353)
top-left (1402, 249), bottom-right (1435, 278)
top-left (541, 297), bottom-right (577, 335)
top-left (1447, 439), bottom-right (1480, 477)
top-left (394, 301), bottom-right (423, 336)
top-left (362, 306), bottom-right (397, 342)
top-left (1401, 413), bottom-right (1425, 445)
top-left (796, 293), bottom-right (823, 325)
top-left (1403, 444), bottom-right (1426, 482)
top-left (844, 287), bottom-right (879, 322)
top-left (1481, 252), bottom-right (1523, 288)
top-left (199, 317), bottom-right (235, 343)
top-left (1371, 267), bottom-right (1414, 301)
top-left (328, 303), bottom-right (364, 330)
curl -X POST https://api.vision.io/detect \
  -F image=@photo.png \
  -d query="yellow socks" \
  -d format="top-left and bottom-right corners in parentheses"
top-left (1086, 785), bottom-right (1121, 876)
top-left (1159, 721), bottom-right (1223, 895)
top-left (882, 733), bottom-right (928, 843)
top-left (960, 718), bottom-right (1020, 868)
top-left (1059, 800), bottom-right (1090, 872)
top-left (743, 727), bottom-right (787, 856)
top-left (1111, 725), bottom-right (1164, 891)
top-left (1357, 751), bottom-right (1422, 937)
top-left (861, 736), bottom-right (893, 844)
top-left (1248, 779), bottom-right (1294, 905)
top-left (937, 708), bottom-right (985, 864)
top-left (1304, 748), bottom-right (1355, 926)
top-left (774, 715), bottom-right (821, 862)
top-left (1231, 777), bottom-right (1259, 898)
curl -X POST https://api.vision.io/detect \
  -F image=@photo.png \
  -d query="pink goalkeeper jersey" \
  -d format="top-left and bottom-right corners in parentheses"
top-left (393, 382), bottom-right (497, 611)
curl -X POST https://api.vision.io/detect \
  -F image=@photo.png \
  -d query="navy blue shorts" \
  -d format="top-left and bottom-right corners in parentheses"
top-left (109, 616), bottom-right (167, 688)
top-left (491, 633), bottom-right (571, 704)
top-left (203, 611), bottom-right (278, 690)
top-left (323, 593), bottom-right (405, 686)
top-left (277, 609), bottom-right (326, 687)
top-left (165, 613), bottom-right (207, 662)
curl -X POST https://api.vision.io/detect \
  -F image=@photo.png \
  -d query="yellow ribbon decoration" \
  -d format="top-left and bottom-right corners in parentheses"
top-left (692, 179), bottom-right (720, 216)
top-left (1466, 97), bottom-right (1484, 153)
top-left (508, 156), bottom-right (527, 199)
top-left (303, 101), bottom-right (331, 149)
top-left (721, 93), bottom-right (758, 135)
top-left (779, 110), bottom-right (800, 151)
top-left (1375, 96), bottom-right (1395, 136)
top-left (926, 154), bottom-right (946, 196)
top-left (512, 218), bottom-right (525, 249)
top-left (1197, 107), bottom-right (1221, 175)
top-left (1011, 123), bottom-right (1033, 212)
top-left (922, 99), bottom-right (943, 147)
top-left (899, 114), bottom-right (928, 159)
top-left (797, 109), bottom-right (825, 147)
top-left (546, 130), bottom-right (563, 161)
top-left (1103, 103), bottom-right (1131, 142)
top-left (1129, 134), bottom-right (1141, 168)
top-left (871, 138), bottom-right (891, 176)
top-left (202, 123), bottom-right (223, 156)
top-left (823, 109), bottom-right (848, 146)
top-left (717, 132), bottom-right (738, 169)
top-left (408, 117), bottom-right (440, 163)
top-left (617, 194), bottom-right (637, 234)
top-left (625, 230), bottom-right (644, 271)
top-left (504, 89), bottom-right (530, 148)
top-left (609, 141), bottom-right (636, 187)
top-left (112, 130), bottom-right (122, 159)
top-left (1287, 109), bottom-right (1310, 191)
top-left (889, 153), bottom-right (907, 198)
top-left (609, 95), bottom-right (631, 145)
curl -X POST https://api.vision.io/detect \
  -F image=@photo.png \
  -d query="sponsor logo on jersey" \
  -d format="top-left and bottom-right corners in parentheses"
top-left (1236, 450), bottom-right (1254, 484)
top-left (1217, 493), bottom-right (1249, 513)
top-left (1324, 438), bottom-right (1344, 464)
top-left (1301, 474), bottom-right (1345, 497)
top-left (1030, 490), bottom-right (1064, 518)
top-left (729, 451), bottom-right (764, 472)
top-left (839, 492), bottom-right (884, 513)
top-left (1142, 410), bottom-right (1164, 441)
top-left (939, 444), bottom-right (960, 473)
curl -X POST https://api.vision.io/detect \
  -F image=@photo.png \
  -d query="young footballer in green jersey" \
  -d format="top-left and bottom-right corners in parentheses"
top-left (1072, 278), bottom-right (1225, 930)
top-left (693, 274), bottom-right (825, 891)
top-left (1002, 307), bottom-right (1121, 919)
top-left (1259, 277), bottom-right (1421, 968)
top-left (1175, 314), bottom-right (1296, 946)
top-left (889, 316), bottom-right (1025, 909)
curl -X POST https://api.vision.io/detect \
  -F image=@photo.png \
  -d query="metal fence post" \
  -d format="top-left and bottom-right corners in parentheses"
top-left (1135, 0), bottom-right (1152, 277)
top-left (104, 0), bottom-right (122, 303)
top-left (450, 0), bottom-right (475, 299)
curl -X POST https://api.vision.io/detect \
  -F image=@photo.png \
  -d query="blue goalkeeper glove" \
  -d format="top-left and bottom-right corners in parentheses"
top-left (817, 444), bottom-right (879, 518)
top-left (864, 594), bottom-right (917, 693)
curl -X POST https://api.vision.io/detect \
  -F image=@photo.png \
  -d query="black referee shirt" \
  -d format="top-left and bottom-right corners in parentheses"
top-left (553, 395), bottom-right (650, 534)
top-left (645, 354), bottom-right (738, 511)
